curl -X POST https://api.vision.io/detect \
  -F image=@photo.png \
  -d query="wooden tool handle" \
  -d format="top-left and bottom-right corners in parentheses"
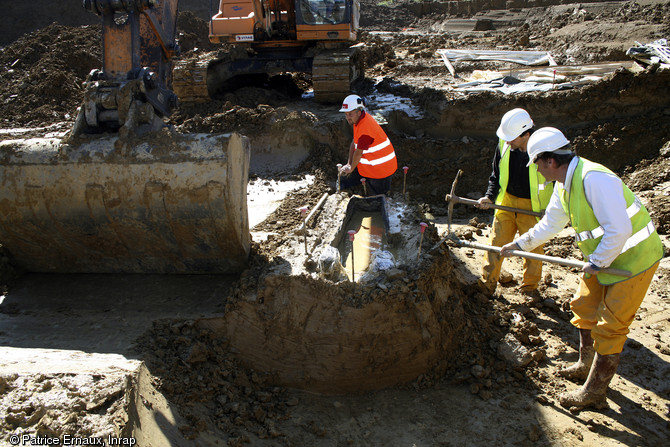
top-left (446, 194), bottom-right (543, 218)
top-left (456, 239), bottom-right (632, 277)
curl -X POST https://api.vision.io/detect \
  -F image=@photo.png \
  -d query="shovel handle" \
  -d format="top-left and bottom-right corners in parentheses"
top-left (455, 239), bottom-right (632, 277)
top-left (446, 194), bottom-right (543, 218)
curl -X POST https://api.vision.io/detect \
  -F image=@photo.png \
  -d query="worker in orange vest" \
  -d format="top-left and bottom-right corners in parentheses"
top-left (338, 94), bottom-right (398, 195)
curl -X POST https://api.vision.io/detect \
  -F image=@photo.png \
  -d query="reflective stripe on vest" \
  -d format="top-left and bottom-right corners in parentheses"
top-left (494, 139), bottom-right (553, 221)
top-left (558, 158), bottom-right (663, 284)
top-left (621, 220), bottom-right (656, 253)
top-left (359, 138), bottom-right (393, 165)
top-left (359, 151), bottom-right (395, 166)
top-left (574, 196), bottom-right (642, 242)
top-left (354, 113), bottom-right (397, 179)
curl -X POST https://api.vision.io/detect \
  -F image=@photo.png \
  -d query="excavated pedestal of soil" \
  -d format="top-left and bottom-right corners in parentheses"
top-left (195, 193), bottom-right (478, 394)
top-left (199, 250), bottom-right (469, 394)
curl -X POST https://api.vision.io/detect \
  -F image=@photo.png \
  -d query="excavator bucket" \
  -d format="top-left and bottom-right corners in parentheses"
top-left (0, 132), bottom-right (251, 274)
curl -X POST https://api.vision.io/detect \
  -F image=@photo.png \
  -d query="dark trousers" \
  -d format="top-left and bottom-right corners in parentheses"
top-left (340, 168), bottom-right (392, 195)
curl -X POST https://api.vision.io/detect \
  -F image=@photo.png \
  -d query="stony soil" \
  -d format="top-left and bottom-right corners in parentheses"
top-left (1, 0), bottom-right (670, 446)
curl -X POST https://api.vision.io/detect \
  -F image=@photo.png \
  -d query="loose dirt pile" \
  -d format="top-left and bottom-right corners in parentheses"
top-left (1, 359), bottom-right (136, 442)
top-left (1, 0), bottom-right (670, 446)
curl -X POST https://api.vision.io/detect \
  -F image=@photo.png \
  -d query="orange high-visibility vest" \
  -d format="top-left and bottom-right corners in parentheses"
top-left (354, 112), bottom-right (397, 179)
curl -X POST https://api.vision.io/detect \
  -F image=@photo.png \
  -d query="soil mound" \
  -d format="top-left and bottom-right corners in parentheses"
top-left (0, 24), bottom-right (100, 130)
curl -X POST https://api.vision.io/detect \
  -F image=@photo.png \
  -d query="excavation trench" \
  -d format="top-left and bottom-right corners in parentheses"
top-left (2, 1), bottom-right (670, 445)
top-left (0, 124), bottom-right (486, 441)
top-left (3, 68), bottom-right (669, 438)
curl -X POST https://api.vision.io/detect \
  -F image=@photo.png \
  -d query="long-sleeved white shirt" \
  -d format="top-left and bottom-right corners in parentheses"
top-left (515, 157), bottom-right (632, 268)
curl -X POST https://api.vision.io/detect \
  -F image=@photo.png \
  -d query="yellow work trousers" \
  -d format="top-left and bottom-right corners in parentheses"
top-left (570, 262), bottom-right (659, 355)
top-left (481, 193), bottom-right (543, 290)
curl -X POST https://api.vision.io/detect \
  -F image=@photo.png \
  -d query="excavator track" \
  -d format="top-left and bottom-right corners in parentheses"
top-left (312, 47), bottom-right (363, 104)
top-left (172, 57), bottom-right (210, 103)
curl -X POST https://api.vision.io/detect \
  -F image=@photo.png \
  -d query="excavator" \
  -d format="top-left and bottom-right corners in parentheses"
top-left (0, 0), bottom-right (362, 275)
top-left (0, 0), bottom-right (250, 275)
top-left (174, 0), bottom-right (363, 103)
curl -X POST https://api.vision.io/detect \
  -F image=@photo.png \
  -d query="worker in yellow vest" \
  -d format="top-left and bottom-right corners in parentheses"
top-left (338, 94), bottom-right (398, 195)
top-left (501, 127), bottom-right (663, 411)
top-left (477, 108), bottom-right (553, 294)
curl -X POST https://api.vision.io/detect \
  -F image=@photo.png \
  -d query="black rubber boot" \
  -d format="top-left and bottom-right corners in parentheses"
top-left (559, 352), bottom-right (620, 410)
top-left (558, 328), bottom-right (595, 381)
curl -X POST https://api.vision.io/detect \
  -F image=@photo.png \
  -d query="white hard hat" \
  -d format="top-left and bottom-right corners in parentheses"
top-left (339, 94), bottom-right (365, 112)
top-left (526, 127), bottom-right (572, 167)
top-left (496, 108), bottom-right (534, 141)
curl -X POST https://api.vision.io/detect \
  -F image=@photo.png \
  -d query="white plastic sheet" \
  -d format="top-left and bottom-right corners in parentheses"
top-left (455, 80), bottom-right (556, 94)
top-left (626, 39), bottom-right (670, 66)
top-left (437, 49), bottom-right (557, 68)
top-left (452, 62), bottom-right (635, 94)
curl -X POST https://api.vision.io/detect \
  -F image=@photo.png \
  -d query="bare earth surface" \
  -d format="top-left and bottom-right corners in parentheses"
top-left (1, 0), bottom-right (669, 446)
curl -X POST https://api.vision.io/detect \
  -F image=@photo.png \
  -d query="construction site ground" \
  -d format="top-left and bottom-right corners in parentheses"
top-left (1, 0), bottom-right (670, 446)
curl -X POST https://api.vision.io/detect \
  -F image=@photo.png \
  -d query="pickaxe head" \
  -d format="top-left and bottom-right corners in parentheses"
top-left (429, 169), bottom-right (464, 254)
top-left (446, 169), bottom-right (463, 235)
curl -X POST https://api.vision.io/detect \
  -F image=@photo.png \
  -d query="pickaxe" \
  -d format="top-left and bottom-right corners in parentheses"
top-left (431, 172), bottom-right (632, 277)
top-left (447, 169), bottom-right (463, 236)
top-left (431, 219), bottom-right (632, 277)
top-left (431, 167), bottom-right (543, 252)
top-left (453, 239), bottom-right (632, 277)
top-left (446, 190), bottom-right (543, 218)
top-left (428, 169), bottom-right (462, 252)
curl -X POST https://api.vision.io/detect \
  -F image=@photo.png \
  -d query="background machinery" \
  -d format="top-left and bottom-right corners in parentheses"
top-left (0, 0), bottom-right (251, 274)
top-left (0, 0), bottom-right (362, 275)
top-left (173, 0), bottom-right (363, 103)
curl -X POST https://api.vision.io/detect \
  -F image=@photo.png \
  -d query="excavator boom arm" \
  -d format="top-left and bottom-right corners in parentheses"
top-left (74, 0), bottom-right (180, 136)
top-left (0, 0), bottom-right (253, 274)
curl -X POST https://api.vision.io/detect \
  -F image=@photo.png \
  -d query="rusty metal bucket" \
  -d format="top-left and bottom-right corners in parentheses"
top-left (0, 132), bottom-right (250, 273)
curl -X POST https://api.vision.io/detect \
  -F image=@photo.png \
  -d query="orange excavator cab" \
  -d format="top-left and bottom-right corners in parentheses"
top-left (210, 0), bottom-right (357, 43)
top-left (174, 0), bottom-right (362, 103)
